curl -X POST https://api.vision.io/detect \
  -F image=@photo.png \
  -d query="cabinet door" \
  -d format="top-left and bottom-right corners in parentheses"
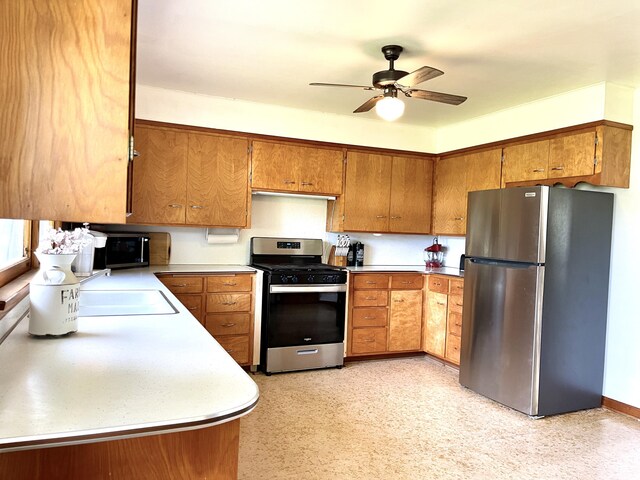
top-left (423, 291), bottom-right (447, 357)
top-left (548, 131), bottom-right (596, 177)
top-left (502, 140), bottom-right (549, 184)
top-left (343, 152), bottom-right (392, 232)
top-left (186, 133), bottom-right (249, 227)
top-left (388, 290), bottom-right (423, 351)
top-left (432, 155), bottom-right (467, 235)
top-left (251, 141), bottom-right (300, 192)
top-left (1, 0), bottom-right (134, 223)
top-left (297, 146), bottom-right (344, 195)
top-left (389, 156), bottom-right (433, 234)
top-left (129, 126), bottom-right (188, 224)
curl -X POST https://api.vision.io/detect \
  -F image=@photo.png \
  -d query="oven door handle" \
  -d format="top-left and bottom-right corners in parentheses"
top-left (269, 284), bottom-right (347, 293)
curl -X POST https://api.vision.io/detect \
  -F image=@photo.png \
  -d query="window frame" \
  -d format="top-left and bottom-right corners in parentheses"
top-left (0, 220), bottom-right (32, 289)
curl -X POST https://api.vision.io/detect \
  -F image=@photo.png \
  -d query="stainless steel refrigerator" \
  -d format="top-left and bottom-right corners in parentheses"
top-left (459, 186), bottom-right (614, 416)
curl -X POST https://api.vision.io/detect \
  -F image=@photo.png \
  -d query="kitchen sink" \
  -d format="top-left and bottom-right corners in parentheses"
top-left (79, 290), bottom-right (178, 317)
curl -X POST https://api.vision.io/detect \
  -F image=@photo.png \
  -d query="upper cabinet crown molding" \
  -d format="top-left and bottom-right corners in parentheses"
top-left (0, 0), bottom-right (136, 223)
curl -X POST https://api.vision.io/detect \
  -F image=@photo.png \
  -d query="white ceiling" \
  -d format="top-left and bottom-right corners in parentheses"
top-left (136, 0), bottom-right (640, 127)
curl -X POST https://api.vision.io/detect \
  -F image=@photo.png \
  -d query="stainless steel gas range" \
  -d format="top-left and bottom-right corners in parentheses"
top-left (250, 237), bottom-right (347, 375)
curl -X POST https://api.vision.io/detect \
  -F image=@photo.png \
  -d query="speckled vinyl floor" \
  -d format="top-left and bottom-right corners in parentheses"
top-left (238, 356), bottom-right (640, 480)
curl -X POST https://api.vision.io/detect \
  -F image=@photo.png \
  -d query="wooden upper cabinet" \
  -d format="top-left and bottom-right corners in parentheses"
top-left (389, 156), bottom-right (433, 234)
top-left (343, 152), bottom-right (393, 232)
top-left (432, 155), bottom-right (467, 235)
top-left (129, 121), bottom-right (250, 228)
top-left (548, 131), bottom-right (596, 177)
top-left (502, 122), bottom-right (631, 188)
top-left (251, 141), bottom-right (343, 195)
top-left (186, 133), bottom-right (249, 227)
top-left (129, 126), bottom-right (188, 225)
top-left (433, 149), bottom-right (501, 236)
top-left (502, 140), bottom-right (549, 185)
top-left (0, 0), bottom-right (136, 223)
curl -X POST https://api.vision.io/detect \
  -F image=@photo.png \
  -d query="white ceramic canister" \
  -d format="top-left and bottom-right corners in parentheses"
top-left (29, 253), bottom-right (80, 336)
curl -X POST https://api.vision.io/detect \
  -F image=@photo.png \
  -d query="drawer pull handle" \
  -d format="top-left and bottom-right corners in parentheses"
top-left (222, 323), bottom-right (236, 327)
top-left (532, 168), bottom-right (545, 172)
top-left (187, 306), bottom-right (197, 311)
top-left (174, 284), bottom-right (187, 287)
top-left (364, 316), bottom-right (375, 319)
top-left (437, 301), bottom-right (446, 306)
top-left (300, 182), bottom-right (314, 186)
top-left (455, 322), bottom-right (462, 327)
top-left (227, 349), bottom-right (235, 353)
top-left (550, 166), bottom-right (564, 171)
top-left (168, 203), bottom-right (183, 209)
top-left (391, 215), bottom-right (402, 219)
top-left (394, 299), bottom-right (404, 303)
top-left (223, 282), bottom-right (237, 286)
top-left (365, 281), bottom-right (377, 284)
top-left (283, 179), bottom-right (296, 184)
top-left (434, 282), bottom-right (441, 286)
top-left (456, 302), bottom-right (463, 307)
top-left (363, 338), bottom-right (375, 343)
top-left (364, 297), bottom-right (376, 300)
top-left (222, 301), bottom-right (238, 306)
top-left (401, 281), bottom-right (413, 285)
top-left (375, 215), bottom-right (387, 219)
top-left (190, 205), bottom-right (204, 209)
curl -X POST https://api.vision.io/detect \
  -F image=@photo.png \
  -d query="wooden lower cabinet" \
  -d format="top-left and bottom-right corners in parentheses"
top-left (348, 273), bottom-right (423, 357)
top-left (158, 273), bottom-right (255, 366)
top-left (423, 275), bottom-right (465, 366)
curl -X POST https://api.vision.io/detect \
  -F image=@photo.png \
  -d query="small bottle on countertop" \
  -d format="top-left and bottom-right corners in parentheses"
top-left (355, 242), bottom-right (365, 267)
top-left (346, 243), bottom-right (356, 266)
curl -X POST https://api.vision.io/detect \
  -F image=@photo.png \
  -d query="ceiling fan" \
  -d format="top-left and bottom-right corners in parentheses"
top-left (310, 45), bottom-right (467, 121)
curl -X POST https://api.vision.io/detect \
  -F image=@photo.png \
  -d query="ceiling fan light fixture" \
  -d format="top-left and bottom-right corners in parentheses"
top-left (375, 95), bottom-right (405, 121)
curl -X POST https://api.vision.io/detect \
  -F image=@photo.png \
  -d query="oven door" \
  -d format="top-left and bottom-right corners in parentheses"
top-left (266, 284), bottom-right (347, 348)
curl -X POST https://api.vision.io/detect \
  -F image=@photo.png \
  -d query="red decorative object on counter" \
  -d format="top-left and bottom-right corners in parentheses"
top-left (424, 237), bottom-right (444, 268)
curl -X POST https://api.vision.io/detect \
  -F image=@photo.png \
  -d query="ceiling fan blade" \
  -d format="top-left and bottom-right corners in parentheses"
top-left (396, 66), bottom-right (444, 87)
top-left (406, 89), bottom-right (467, 105)
top-left (353, 96), bottom-right (383, 113)
top-left (310, 82), bottom-right (375, 91)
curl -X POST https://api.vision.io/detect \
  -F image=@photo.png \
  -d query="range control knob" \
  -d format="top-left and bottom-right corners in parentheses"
top-left (307, 275), bottom-right (315, 283)
top-left (291, 275), bottom-right (299, 283)
top-left (280, 275), bottom-right (288, 283)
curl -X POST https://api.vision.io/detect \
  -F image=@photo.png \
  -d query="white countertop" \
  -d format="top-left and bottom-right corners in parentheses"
top-left (0, 267), bottom-right (259, 452)
top-left (346, 265), bottom-right (463, 277)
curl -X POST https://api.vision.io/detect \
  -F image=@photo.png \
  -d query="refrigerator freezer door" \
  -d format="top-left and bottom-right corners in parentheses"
top-left (466, 187), bottom-right (548, 264)
top-left (459, 258), bottom-right (544, 416)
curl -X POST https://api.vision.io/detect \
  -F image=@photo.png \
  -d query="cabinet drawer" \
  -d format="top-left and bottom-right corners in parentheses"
top-left (351, 327), bottom-right (387, 354)
top-left (428, 276), bottom-right (449, 294)
top-left (206, 293), bottom-right (252, 313)
top-left (206, 274), bottom-right (252, 293)
top-left (445, 333), bottom-right (461, 365)
top-left (205, 313), bottom-right (251, 335)
top-left (175, 294), bottom-right (203, 323)
top-left (352, 290), bottom-right (388, 307)
top-left (449, 278), bottom-right (464, 295)
top-left (448, 311), bottom-right (463, 337)
top-left (352, 307), bottom-right (387, 327)
top-left (159, 276), bottom-right (204, 294)
top-left (352, 274), bottom-right (390, 290)
top-left (216, 335), bottom-right (250, 365)
top-left (390, 274), bottom-right (424, 290)
top-left (448, 295), bottom-right (464, 314)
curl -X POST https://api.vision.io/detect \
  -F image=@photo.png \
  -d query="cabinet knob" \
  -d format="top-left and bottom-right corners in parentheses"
top-left (454, 217), bottom-right (464, 221)
top-left (168, 204), bottom-right (183, 209)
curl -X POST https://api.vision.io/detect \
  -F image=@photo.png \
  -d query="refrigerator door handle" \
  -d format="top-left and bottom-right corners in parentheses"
top-left (469, 258), bottom-right (541, 268)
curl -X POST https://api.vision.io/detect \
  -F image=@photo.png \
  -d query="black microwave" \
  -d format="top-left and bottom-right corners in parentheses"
top-left (94, 233), bottom-right (150, 270)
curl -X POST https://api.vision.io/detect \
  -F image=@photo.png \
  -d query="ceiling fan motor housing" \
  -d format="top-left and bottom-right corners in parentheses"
top-left (372, 69), bottom-right (409, 88)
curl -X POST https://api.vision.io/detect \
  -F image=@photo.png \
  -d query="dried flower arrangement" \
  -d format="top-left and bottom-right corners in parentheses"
top-left (37, 228), bottom-right (91, 255)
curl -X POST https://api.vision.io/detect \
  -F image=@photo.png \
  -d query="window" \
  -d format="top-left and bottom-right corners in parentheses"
top-left (0, 219), bottom-right (31, 289)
